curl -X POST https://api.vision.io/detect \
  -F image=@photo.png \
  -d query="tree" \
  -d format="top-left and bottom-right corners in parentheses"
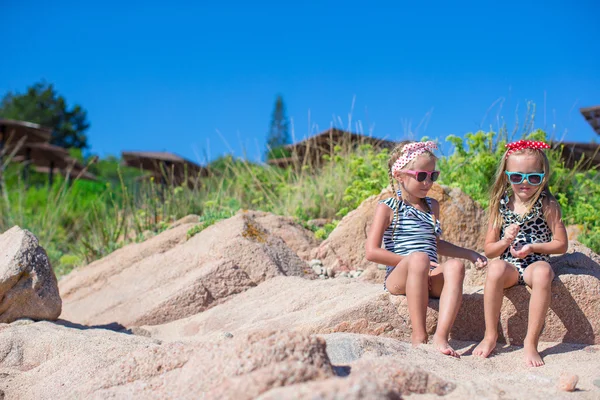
top-left (265, 95), bottom-right (291, 160)
top-left (0, 81), bottom-right (90, 149)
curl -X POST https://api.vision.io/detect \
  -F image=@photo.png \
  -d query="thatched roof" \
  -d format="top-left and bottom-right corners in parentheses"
top-left (9, 142), bottom-right (97, 181)
top-left (122, 151), bottom-right (208, 185)
top-left (581, 106), bottom-right (600, 136)
top-left (268, 128), bottom-right (397, 168)
top-left (552, 140), bottom-right (600, 169)
top-left (0, 119), bottom-right (52, 144)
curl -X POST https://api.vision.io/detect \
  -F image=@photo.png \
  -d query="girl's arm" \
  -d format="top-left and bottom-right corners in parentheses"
top-left (518, 197), bottom-right (568, 256)
top-left (431, 199), bottom-right (487, 264)
top-left (365, 203), bottom-right (404, 266)
top-left (484, 219), bottom-right (512, 258)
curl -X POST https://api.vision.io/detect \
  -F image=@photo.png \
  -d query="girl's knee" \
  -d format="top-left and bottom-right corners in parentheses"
top-left (486, 260), bottom-right (509, 281)
top-left (445, 259), bottom-right (465, 275)
top-left (407, 252), bottom-right (430, 264)
top-left (406, 252), bottom-right (431, 273)
top-left (532, 263), bottom-right (554, 286)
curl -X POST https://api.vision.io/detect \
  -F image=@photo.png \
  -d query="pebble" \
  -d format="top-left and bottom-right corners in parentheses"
top-left (312, 265), bottom-right (323, 275)
top-left (558, 374), bottom-right (579, 392)
top-left (593, 379), bottom-right (600, 388)
top-left (338, 271), bottom-right (349, 278)
top-left (309, 259), bottom-right (322, 268)
top-left (223, 332), bottom-right (233, 339)
top-left (326, 267), bottom-right (334, 278)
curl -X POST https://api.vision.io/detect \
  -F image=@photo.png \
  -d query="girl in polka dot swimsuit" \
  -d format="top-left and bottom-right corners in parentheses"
top-left (473, 140), bottom-right (568, 368)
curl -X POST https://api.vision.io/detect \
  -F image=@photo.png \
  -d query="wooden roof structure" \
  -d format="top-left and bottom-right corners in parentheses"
top-left (552, 140), bottom-right (600, 169)
top-left (0, 119), bottom-right (96, 185)
top-left (0, 119), bottom-right (52, 145)
top-left (268, 128), bottom-right (398, 168)
top-left (122, 151), bottom-right (208, 186)
top-left (581, 106), bottom-right (600, 136)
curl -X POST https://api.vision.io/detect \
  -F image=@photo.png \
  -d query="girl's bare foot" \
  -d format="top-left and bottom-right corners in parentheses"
top-left (432, 334), bottom-right (460, 358)
top-left (524, 344), bottom-right (544, 367)
top-left (473, 334), bottom-right (497, 358)
top-left (411, 333), bottom-right (428, 347)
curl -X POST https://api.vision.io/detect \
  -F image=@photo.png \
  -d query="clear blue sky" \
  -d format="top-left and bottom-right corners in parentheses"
top-left (2, 0), bottom-right (599, 164)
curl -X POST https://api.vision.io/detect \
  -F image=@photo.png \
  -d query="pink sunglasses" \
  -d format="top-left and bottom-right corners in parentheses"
top-left (402, 170), bottom-right (440, 182)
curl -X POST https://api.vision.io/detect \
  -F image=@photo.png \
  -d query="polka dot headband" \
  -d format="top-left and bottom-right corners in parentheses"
top-left (391, 141), bottom-right (438, 174)
top-left (505, 140), bottom-right (550, 159)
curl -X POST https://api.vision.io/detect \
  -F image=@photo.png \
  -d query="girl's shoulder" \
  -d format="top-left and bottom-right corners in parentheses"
top-left (540, 191), bottom-right (562, 215)
top-left (379, 196), bottom-right (403, 210)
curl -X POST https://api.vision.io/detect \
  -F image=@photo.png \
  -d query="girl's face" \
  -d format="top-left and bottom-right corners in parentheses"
top-left (506, 153), bottom-right (544, 202)
top-left (395, 154), bottom-right (437, 199)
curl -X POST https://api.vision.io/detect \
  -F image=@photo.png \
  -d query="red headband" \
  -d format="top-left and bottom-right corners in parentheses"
top-left (505, 140), bottom-right (550, 159)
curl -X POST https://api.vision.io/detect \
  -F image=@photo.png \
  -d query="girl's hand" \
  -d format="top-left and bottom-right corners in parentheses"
top-left (502, 224), bottom-right (520, 245)
top-left (470, 251), bottom-right (488, 270)
top-left (430, 261), bottom-right (439, 269)
top-left (510, 243), bottom-right (532, 259)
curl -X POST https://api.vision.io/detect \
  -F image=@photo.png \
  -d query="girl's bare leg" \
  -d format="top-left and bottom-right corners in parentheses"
top-left (522, 261), bottom-right (554, 367)
top-left (473, 260), bottom-right (519, 358)
top-left (429, 259), bottom-right (465, 358)
top-left (385, 252), bottom-right (431, 346)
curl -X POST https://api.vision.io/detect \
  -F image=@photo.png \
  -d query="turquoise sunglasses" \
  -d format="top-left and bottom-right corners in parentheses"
top-left (505, 171), bottom-right (545, 186)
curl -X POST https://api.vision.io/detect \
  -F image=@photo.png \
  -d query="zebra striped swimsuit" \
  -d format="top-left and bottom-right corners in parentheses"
top-left (380, 196), bottom-right (442, 290)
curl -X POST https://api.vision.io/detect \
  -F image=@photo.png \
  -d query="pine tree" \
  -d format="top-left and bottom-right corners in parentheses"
top-left (265, 95), bottom-right (290, 160)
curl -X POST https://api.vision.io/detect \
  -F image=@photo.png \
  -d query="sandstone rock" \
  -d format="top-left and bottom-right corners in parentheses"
top-left (311, 184), bottom-right (487, 284)
top-left (0, 226), bottom-right (61, 323)
top-left (389, 242), bottom-right (600, 345)
top-left (0, 322), bottom-right (334, 400)
top-left (60, 212), bottom-right (313, 327)
top-left (169, 214), bottom-right (201, 228)
top-left (258, 357), bottom-right (454, 400)
top-left (143, 276), bottom-right (406, 341)
top-left (251, 211), bottom-right (320, 260)
top-left (558, 374), bottom-right (579, 392)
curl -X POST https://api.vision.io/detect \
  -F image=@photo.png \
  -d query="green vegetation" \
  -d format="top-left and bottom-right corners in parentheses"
top-left (1, 126), bottom-right (598, 278)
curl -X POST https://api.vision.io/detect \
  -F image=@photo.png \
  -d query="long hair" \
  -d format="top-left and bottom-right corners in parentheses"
top-left (387, 140), bottom-right (437, 236)
top-left (489, 148), bottom-right (553, 229)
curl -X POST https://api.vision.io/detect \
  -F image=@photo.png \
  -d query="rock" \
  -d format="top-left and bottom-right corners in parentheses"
top-left (143, 277), bottom-right (404, 341)
top-left (258, 357), bottom-right (454, 399)
top-left (319, 332), bottom-right (409, 364)
top-left (326, 267), bottom-right (334, 278)
top-left (252, 211), bottom-right (320, 261)
top-left (0, 226), bottom-right (61, 323)
top-left (312, 265), bottom-right (323, 275)
top-left (389, 244), bottom-right (600, 345)
top-left (310, 184), bottom-right (487, 285)
top-left (169, 214), bottom-right (201, 229)
top-left (566, 224), bottom-right (583, 241)
top-left (310, 259), bottom-right (323, 267)
top-left (558, 373), bottom-right (578, 392)
top-left (0, 322), bottom-right (335, 400)
top-left (594, 378), bottom-right (600, 388)
top-left (60, 212), bottom-right (313, 327)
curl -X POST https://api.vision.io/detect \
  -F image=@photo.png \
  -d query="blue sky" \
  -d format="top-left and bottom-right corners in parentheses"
top-left (2, 0), bottom-right (599, 164)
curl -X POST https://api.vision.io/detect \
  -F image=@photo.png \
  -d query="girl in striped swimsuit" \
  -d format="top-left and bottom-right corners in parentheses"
top-left (366, 140), bottom-right (487, 357)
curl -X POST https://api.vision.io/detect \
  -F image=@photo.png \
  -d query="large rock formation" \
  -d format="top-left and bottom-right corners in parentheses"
top-left (0, 226), bottom-right (61, 323)
top-left (59, 211), bottom-right (314, 327)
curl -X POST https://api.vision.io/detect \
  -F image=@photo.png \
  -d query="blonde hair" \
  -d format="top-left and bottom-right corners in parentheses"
top-left (387, 140), bottom-right (437, 236)
top-left (489, 148), bottom-right (553, 229)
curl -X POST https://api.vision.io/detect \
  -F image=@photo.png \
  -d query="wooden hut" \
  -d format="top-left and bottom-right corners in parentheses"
top-left (0, 119), bottom-right (96, 187)
top-left (267, 128), bottom-right (397, 168)
top-left (122, 151), bottom-right (208, 187)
